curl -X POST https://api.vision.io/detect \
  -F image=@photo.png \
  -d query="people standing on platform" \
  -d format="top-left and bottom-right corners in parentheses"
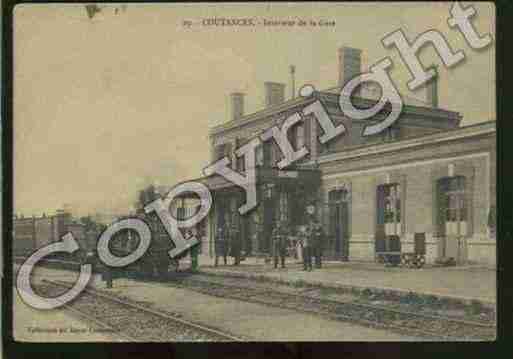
top-left (214, 226), bottom-right (229, 266)
top-left (301, 224), bottom-right (313, 271)
top-left (102, 264), bottom-right (113, 288)
top-left (83, 250), bottom-right (97, 270)
top-left (271, 220), bottom-right (288, 269)
top-left (230, 224), bottom-right (242, 266)
top-left (312, 220), bottom-right (325, 269)
top-left (294, 227), bottom-right (303, 262)
top-left (186, 229), bottom-right (199, 271)
top-left (292, 235), bottom-right (298, 260)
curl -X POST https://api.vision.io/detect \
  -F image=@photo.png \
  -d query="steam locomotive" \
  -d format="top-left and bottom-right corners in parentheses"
top-left (87, 185), bottom-right (198, 278)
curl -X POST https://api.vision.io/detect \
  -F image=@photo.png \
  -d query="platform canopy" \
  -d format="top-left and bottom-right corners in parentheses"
top-left (175, 166), bottom-right (321, 198)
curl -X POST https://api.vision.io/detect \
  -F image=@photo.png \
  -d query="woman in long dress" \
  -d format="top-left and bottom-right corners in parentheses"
top-left (296, 226), bottom-right (304, 262)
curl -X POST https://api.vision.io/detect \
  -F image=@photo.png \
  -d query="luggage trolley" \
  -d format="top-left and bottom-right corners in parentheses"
top-left (375, 233), bottom-right (402, 267)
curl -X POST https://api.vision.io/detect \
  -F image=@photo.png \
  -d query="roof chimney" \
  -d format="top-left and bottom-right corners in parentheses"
top-left (289, 65), bottom-right (296, 99)
top-left (338, 47), bottom-right (362, 89)
top-left (426, 66), bottom-right (438, 108)
top-left (230, 92), bottom-right (245, 121)
top-left (264, 82), bottom-right (285, 107)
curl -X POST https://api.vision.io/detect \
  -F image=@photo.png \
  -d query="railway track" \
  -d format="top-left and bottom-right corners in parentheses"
top-left (19, 261), bottom-right (495, 341)
top-left (164, 274), bottom-right (495, 341)
top-left (36, 279), bottom-right (244, 342)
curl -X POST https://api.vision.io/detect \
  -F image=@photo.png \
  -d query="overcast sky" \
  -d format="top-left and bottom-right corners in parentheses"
top-left (13, 2), bottom-right (495, 217)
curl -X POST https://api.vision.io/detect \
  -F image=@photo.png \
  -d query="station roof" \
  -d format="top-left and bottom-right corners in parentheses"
top-left (210, 89), bottom-right (462, 137)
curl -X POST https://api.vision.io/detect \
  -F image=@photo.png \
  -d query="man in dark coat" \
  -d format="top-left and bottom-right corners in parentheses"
top-left (488, 205), bottom-right (496, 238)
top-left (214, 226), bottom-right (229, 266)
top-left (101, 264), bottom-right (113, 288)
top-left (229, 224), bottom-right (242, 266)
top-left (301, 225), bottom-right (313, 271)
top-left (271, 221), bottom-right (288, 269)
top-left (186, 228), bottom-right (200, 272)
top-left (312, 220), bottom-right (325, 268)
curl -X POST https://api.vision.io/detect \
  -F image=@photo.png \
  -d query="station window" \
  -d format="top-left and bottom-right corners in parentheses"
top-left (377, 183), bottom-right (401, 235)
top-left (255, 144), bottom-right (264, 166)
top-left (438, 176), bottom-right (467, 236)
top-left (263, 142), bottom-right (272, 167)
top-left (287, 123), bottom-right (305, 165)
top-left (236, 155), bottom-right (245, 173)
top-left (270, 141), bottom-right (281, 167)
top-left (296, 123), bottom-right (305, 149)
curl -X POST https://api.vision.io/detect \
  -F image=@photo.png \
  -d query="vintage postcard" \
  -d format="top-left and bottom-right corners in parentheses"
top-left (9, 2), bottom-right (496, 344)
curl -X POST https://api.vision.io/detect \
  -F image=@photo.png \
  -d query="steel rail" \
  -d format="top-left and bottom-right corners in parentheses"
top-left (42, 279), bottom-right (244, 342)
top-left (183, 276), bottom-right (495, 327)
top-left (167, 276), bottom-right (494, 340)
top-left (26, 261), bottom-right (494, 340)
top-left (61, 303), bottom-right (137, 341)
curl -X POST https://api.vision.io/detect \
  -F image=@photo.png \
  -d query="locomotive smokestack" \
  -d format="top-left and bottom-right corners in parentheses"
top-left (426, 65), bottom-right (439, 108)
top-left (230, 92), bottom-right (245, 121)
top-left (264, 82), bottom-right (285, 108)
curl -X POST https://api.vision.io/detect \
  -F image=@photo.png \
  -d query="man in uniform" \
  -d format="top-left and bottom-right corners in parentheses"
top-left (214, 225), bottom-right (229, 266)
top-left (272, 220), bottom-right (288, 269)
top-left (102, 263), bottom-right (113, 288)
top-left (229, 224), bottom-right (242, 266)
top-left (186, 228), bottom-right (200, 272)
top-left (301, 224), bottom-right (313, 271)
top-left (83, 250), bottom-right (97, 270)
top-left (312, 220), bottom-right (325, 268)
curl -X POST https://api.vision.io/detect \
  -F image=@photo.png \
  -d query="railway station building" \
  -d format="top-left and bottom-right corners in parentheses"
top-left (177, 47), bottom-right (496, 266)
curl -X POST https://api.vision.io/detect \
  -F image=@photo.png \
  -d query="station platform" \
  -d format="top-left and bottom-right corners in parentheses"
top-left (182, 254), bottom-right (496, 307)
top-left (15, 266), bottom-right (417, 341)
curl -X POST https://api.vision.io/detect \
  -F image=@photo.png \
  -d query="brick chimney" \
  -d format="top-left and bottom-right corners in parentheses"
top-left (426, 66), bottom-right (438, 108)
top-left (290, 65), bottom-right (296, 99)
top-left (230, 92), bottom-right (245, 121)
top-left (264, 82), bottom-right (285, 107)
top-left (338, 46), bottom-right (362, 88)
